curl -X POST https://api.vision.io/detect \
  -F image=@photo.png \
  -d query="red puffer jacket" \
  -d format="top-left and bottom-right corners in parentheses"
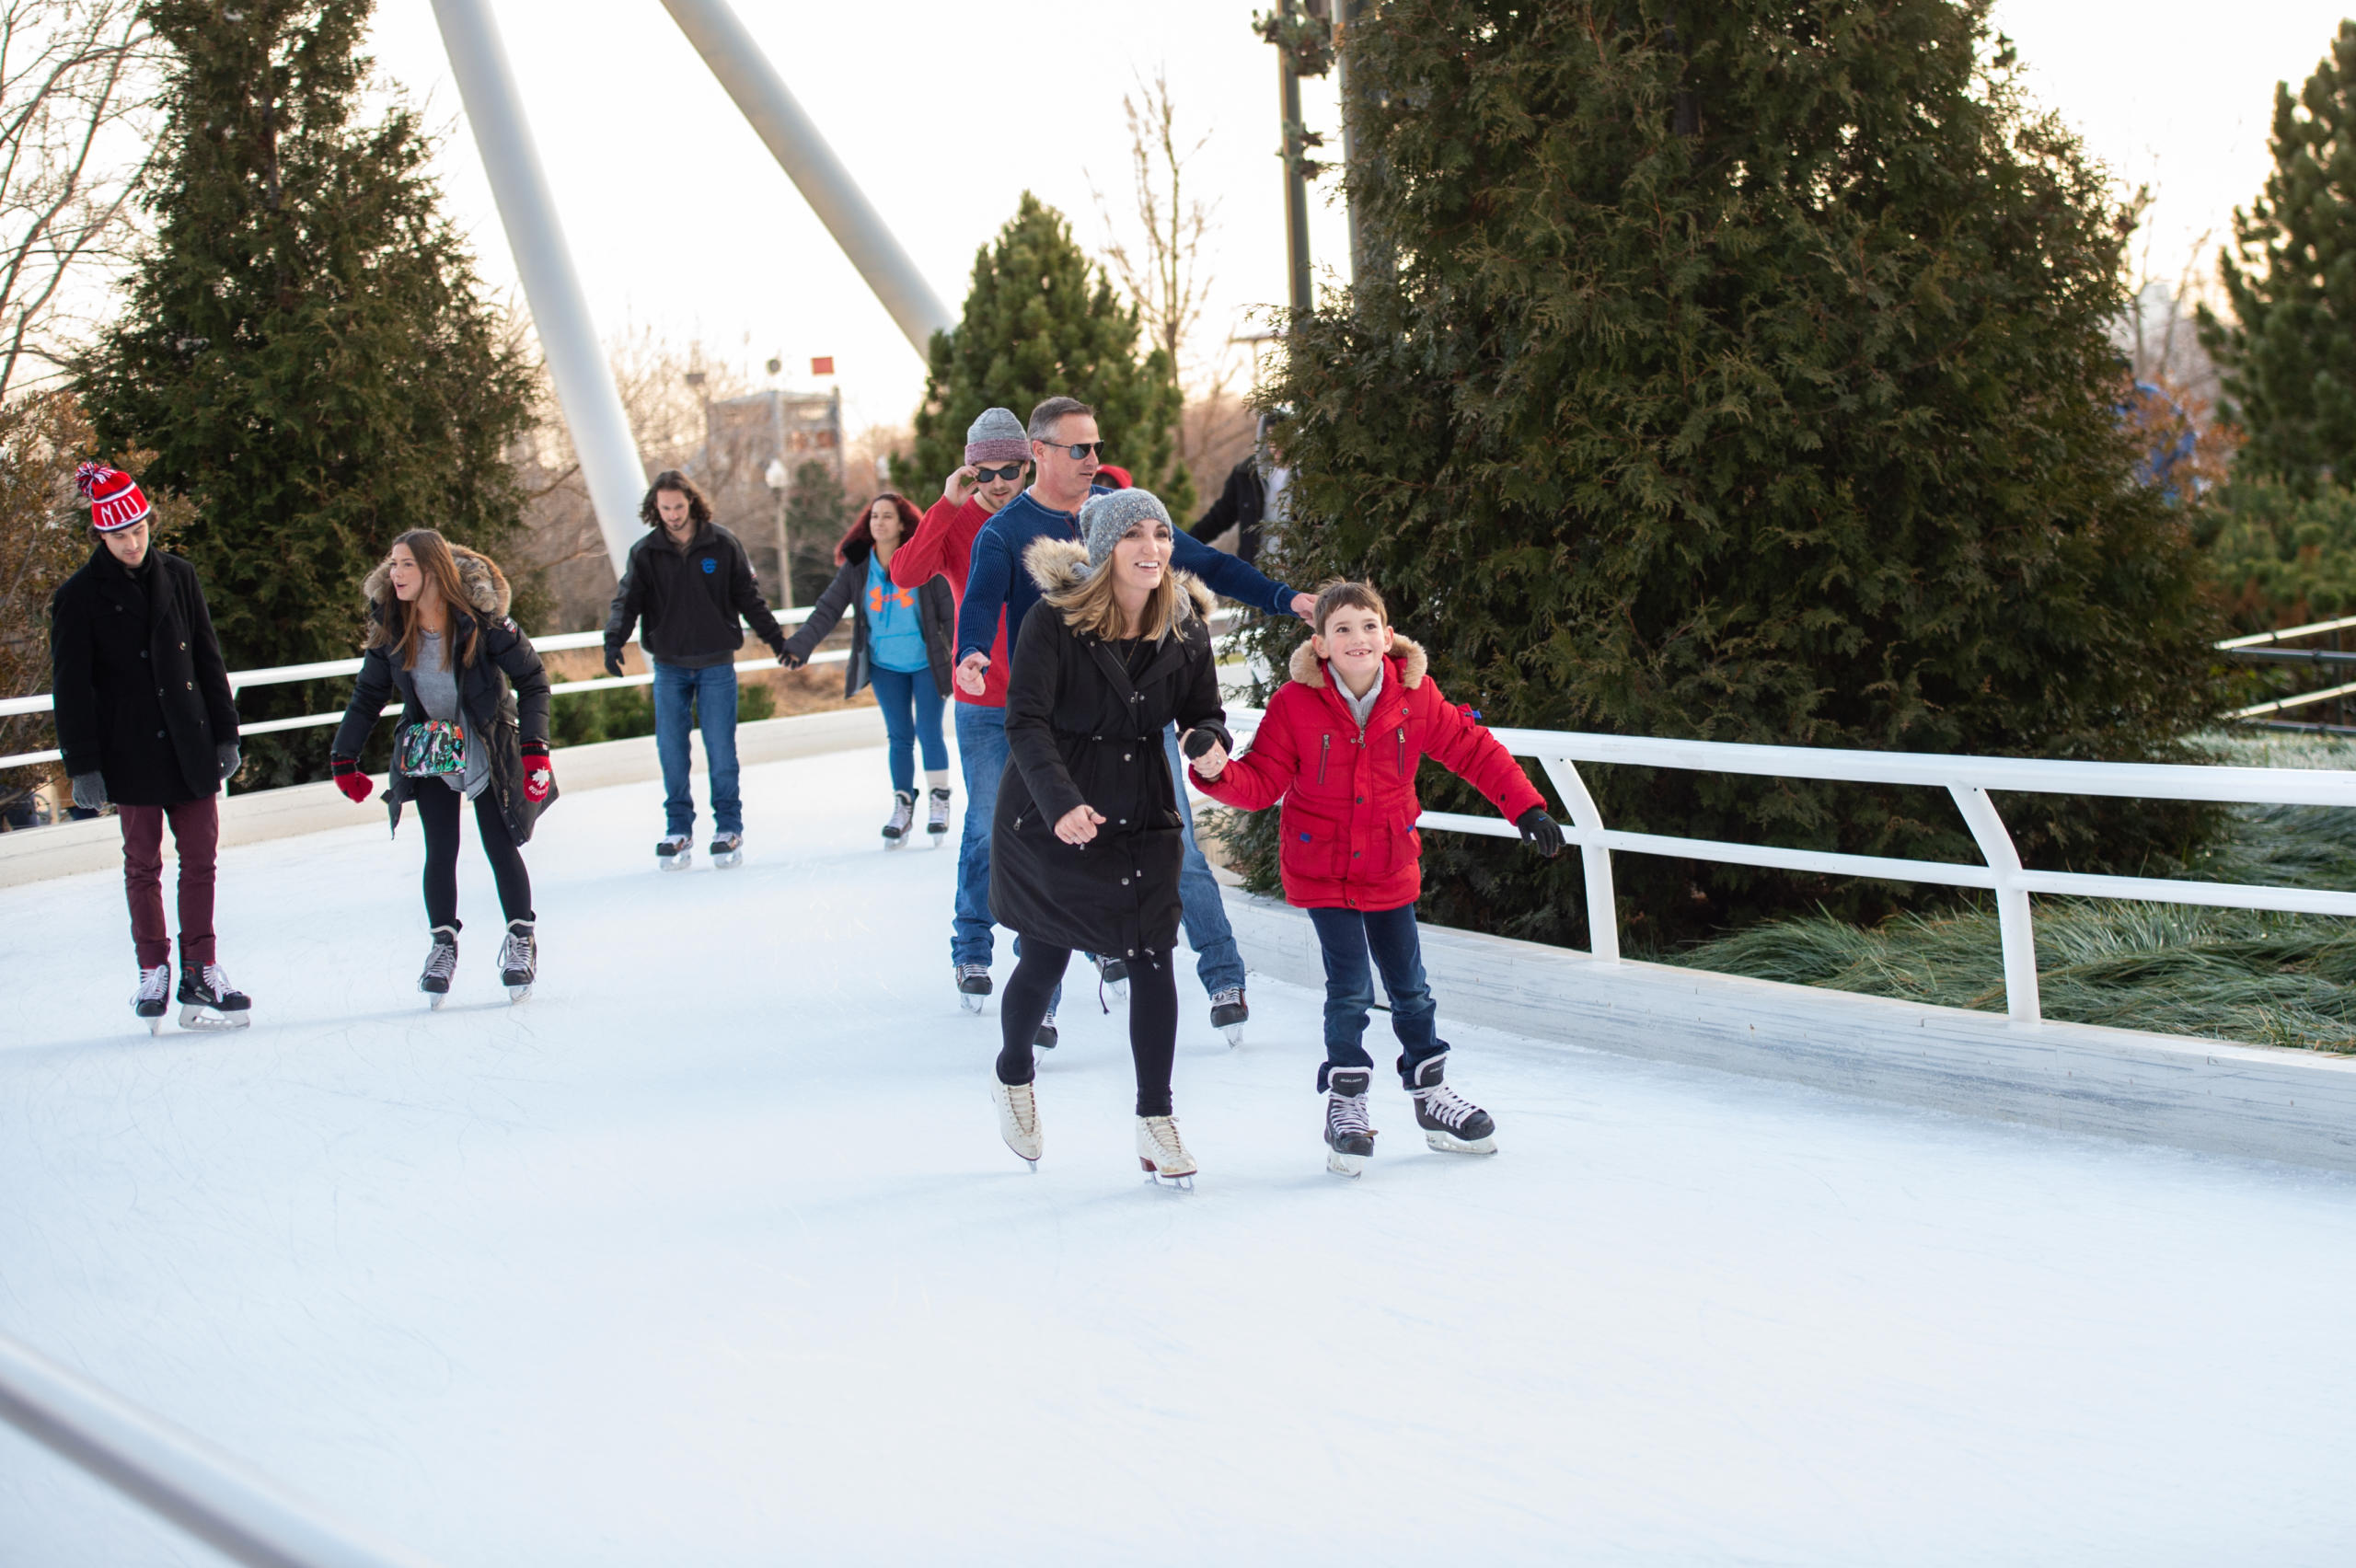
top-left (1192, 635), bottom-right (1545, 911)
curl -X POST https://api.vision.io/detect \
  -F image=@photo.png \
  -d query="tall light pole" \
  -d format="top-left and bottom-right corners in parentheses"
top-left (1261, 0), bottom-right (1335, 319)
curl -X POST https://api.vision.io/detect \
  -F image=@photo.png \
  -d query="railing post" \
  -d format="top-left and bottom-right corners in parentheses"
top-left (1948, 784), bottom-right (2042, 1023)
top-left (1538, 758), bottom-right (1620, 962)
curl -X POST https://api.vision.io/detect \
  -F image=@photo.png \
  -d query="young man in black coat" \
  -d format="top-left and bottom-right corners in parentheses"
top-left (48, 463), bottom-right (247, 1032)
top-left (1186, 410), bottom-right (1291, 567)
top-left (602, 469), bottom-right (791, 870)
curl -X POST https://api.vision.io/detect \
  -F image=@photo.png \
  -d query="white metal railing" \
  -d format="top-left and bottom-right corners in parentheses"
top-left (1220, 711), bottom-right (2356, 1025)
top-left (0, 1329), bottom-right (441, 1568)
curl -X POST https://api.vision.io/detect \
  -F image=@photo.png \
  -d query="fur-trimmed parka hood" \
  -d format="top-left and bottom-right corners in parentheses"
top-left (1022, 536), bottom-right (1216, 623)
top-left (363, 543), bottom-right (512, 621)
top-left (1288, 632), bottom-right (1427, 690)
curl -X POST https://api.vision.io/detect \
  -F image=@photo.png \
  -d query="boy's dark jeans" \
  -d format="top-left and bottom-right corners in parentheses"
top-left (1307, 903), bottom-right (1446, 1090)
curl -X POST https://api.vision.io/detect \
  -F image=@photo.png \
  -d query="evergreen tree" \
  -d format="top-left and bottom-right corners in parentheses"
top-left (2200, 21), bottom-right (2356, 495)
top-left (782, 455), bottom-right (847, 605)
top-left (79, 0), bottom-right (534, 787)
top-left (898, 193), bottom-right (1191, 516)
top-left (1248, 0), bottom-right (2220, 948)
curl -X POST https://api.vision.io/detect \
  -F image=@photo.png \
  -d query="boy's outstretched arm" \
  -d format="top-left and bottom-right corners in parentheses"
top-left (1419, 680), bottom-right (1548, 823)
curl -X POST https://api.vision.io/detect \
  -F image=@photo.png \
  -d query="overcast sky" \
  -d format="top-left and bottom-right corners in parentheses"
top-left (362, 1), bottom-right (2351, 449)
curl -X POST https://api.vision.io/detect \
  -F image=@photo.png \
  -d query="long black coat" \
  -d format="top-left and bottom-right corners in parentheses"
top-left (602, 522), bottom-right (786, 670)
top-left (780, 539), bottom-right (956, 700)
top-left (330, 547), bottom-right (556, 846)
top-left (49, 545), bottom-right (238, 806)
top-left (1187, 456), bottom-right (1271, 566)
top-left (990, 538), bottom-right (1224, 961)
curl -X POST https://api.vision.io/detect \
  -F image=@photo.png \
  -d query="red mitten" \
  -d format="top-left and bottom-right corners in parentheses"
top-left (522, 742), bottom-right (552, 804)
top-left (330, 756), bottom-right (372, 804)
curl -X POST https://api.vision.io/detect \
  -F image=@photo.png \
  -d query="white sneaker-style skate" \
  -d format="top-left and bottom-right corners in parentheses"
top-left (655, 834), bottom-right (692, 871)
top-left (992, 1079), bottom-right (1042, 1168)
top-left (1408, 1054), bottom-right (1497, 1155)
top-left (420, 927), bottom-right (459, 1008)
top-left (1208, 985), bottom-right (1248, 1046)
top-left (498, 919), bottom-right (537, 1003)
top-left (881, 790), bottom-right (917, 847)
top-left (133, 963), bottom-right (170, 1035)
top-left (1136, 1114), bottom-right (1196, 1189)
top-left (709, 832), bottom-right (744, 869)
top-left (1323, 1067), bottom-right (1377, 1178)
top-left (177, 963), bottom-right (251, 1030)
top-left (955, 963), bottom-right (992, 1014)
top-left (926, 787), bottom-right (952, 845)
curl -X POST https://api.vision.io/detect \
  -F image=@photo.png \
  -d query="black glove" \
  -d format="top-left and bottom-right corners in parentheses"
top-left (216, 742), bottom-right (241, 781)
top-left (1516, 807), bottom-right (1564, 859)
top-left (778, 646), bottom-right (805, 670)
top-left (602, 650), bottom-right (625, 679)
top-left (70, 771), bottom-right (106, 812)
top-left (1182, 721), bottom-right (1232, 761)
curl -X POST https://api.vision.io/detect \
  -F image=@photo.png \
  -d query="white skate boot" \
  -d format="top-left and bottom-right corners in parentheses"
top-left (992, 1078), bottom-right (1042, 1169)
top-left (655, 834), bottom-right (692, 871)
top-left (881, 790), bottom-right (917, 848)
top-left (1136, 1114), bottom-right (1196, 1189)
top-left (927, 786), bottom-right (952, 846)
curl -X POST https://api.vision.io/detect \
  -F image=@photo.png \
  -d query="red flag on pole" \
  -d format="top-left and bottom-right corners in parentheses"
top-left (811, 356), bottom-right (836, 376)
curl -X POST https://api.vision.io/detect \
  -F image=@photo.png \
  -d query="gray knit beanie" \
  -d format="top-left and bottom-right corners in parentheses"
top-left (1079, 488), bottom-right (1173, 571)
top-left (964, 407), bottom-right (1030, 466)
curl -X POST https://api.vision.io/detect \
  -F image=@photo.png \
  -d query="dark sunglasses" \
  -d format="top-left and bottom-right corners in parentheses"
top-left (970, 462), bottom-right (1025, 482)
top-left (1037, 440), bottom-right (1106, 460)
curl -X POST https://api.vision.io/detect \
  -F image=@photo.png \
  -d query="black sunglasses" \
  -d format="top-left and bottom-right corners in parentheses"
top-left (1036, 440), bottom-right (1106, 460)
top-left (970, 462), bottom-right (1025, 482)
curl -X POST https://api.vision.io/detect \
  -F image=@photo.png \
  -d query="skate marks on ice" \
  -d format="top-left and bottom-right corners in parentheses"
top-left (4, 747), bottom-right (2356, 1563)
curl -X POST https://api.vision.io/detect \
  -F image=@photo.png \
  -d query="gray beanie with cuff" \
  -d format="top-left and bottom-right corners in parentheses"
top-left (964, 407), bottom-right (1030, 466)
top-left (1078, 488), bottom-right (1173, 571)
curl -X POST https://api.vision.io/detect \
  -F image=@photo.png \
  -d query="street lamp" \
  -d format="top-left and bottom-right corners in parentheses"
top-left (764, 456), bottom-right (793, 611)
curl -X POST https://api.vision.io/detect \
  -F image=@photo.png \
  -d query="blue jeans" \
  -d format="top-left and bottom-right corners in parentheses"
top-left (871, 664), bottom-right (948, 793)
top-left (1306, 902), bottom-right (1443, 1090)
top-left (952, 700), bottom-right (1059, 1008)
top-left (651, 660), bottom-right (741, 837)
top-left (1164, 722), bottom-right (1247, 997)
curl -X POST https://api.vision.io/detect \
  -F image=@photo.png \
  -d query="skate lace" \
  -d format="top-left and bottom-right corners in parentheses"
top-left (1002, 1081), bottom-right (1038, 1137)
top-left (423, 939), bottom-right (458, 983)
top-left (957, 963), bottom-right (990, 984)
top-left (134, 966), bottom-right (169, 1003)
top-left (1139, 1114), bottom-right (1189, 1164)
top-left (499, 928), bottom-right (536, 973)
top-left (1418, 1083), bottom-right (1483, 1131)
top-left (200, 963), bottom-right (239, 999)
top-left (887, 795), bottom-right (915, 833)
top-left (1209, 985), bottom-right (1243, 1009)
top-left (927, 789), bottom-right (951, 824)
top-left (1328, 1090), bottom-right (1375, 1138)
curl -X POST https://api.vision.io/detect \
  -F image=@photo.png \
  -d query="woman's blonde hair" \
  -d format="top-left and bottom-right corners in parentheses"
top-left (1046, 554), bottom-right (1184, 643)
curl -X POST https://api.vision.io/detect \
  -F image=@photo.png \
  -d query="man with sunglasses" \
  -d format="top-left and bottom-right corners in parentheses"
top-left (893, 407), bottom-right (1041, 1018)
top-left (954, 396), bottom-right (1315, 1044)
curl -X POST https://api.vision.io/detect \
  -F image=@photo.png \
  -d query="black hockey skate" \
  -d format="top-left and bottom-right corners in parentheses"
top-left (420, 926), bottom-right (459, 1008)
top-left (1323, 1067), bottom-right (1377, 1178)
top-left (1209, 985), bottom-right (1248, 1047)
top-left (1408, 1053), bottom-right (1496, 1154)
top-left (1093, 952), bottom-right (1129, 1003)
top-left (656, 834), bottom-right (692, 872)
top-left (1034, 1009), bottom-right (1058, 1050)
top-left (133, 963), bottom-right (170, 1035)
top-left (177, 963), bottom-right (251, 1030)
top-left (498, 919), bottom-right (537, 1003)
top-left (954, 962), bottom-right (992, 1015)
top-left (709, 832), bottom-right (744, 870)
top-left (926, 786), bottom-right (952, 845)
top-left (881, 789), bottom-right (917, 848)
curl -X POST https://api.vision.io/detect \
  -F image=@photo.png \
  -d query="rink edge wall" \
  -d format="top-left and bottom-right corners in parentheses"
top-left (1224, 894), bottom-right (2356, 1176)
top-left (0, 706), bottom-right (885, 890)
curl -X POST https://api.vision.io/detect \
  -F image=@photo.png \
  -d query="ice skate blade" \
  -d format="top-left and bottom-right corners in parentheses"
top-left (425, 991), bottom-right (448, 1010)
top-left (712, 852), bottom-right (743, 870)
top-left (1221, 1024), bottom-right (1244, 1047)
top-left (959, 993), bottom-right (986, 1014)
top-left (1425, 1130), bottom-right (1498, 1155)
top-left (178, 1004), bottom-right (249, 1030)
top-left (658, 858), bottom-right (690, 872)
top-left (144, 1016), bottom-right (163, 1037)
top-left (506, 984), bottom-right (532, 1004)
top-left (1109, 980), bottom-right (1128, 1003)
top-left (1138, 1159), bottom-right (1195, 1190)
top-left (1326, 1149), bottom-right (1367, 1178)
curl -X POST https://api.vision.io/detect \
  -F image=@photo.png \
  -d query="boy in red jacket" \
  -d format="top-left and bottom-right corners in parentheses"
top-left (1188, 582), bottom-right (1563, 1176)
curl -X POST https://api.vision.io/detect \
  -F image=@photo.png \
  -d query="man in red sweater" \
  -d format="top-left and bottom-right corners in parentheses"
top-left (891, 407), bottom-right (1033, 1011)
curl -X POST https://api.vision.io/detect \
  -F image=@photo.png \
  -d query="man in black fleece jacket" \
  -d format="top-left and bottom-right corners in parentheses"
top-left (603, 470), bottom-right (790, 866)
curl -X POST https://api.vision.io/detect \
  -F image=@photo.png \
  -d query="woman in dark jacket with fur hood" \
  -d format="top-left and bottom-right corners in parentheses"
top-left (987, 490), bottom-right (1229, 1187)
top-left (780, 491), bottom-right (957, 847)
top-left (329, 530), bottom-right (555, 1007)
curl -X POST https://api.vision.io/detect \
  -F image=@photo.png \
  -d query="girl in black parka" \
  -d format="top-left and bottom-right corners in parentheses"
top-left (987, 490), bottom-right (1230, 1186)
top-left (329, 530), bottom-right (555, 1007)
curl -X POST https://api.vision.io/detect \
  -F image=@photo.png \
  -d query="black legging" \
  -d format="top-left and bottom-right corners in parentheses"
top-left (996, 941), bottom-right (1180, 1117)
top-left (413, 777), bottom-right (534, 932)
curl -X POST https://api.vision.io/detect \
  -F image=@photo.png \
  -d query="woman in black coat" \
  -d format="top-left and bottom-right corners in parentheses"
top-left (47, 464), bottom-right (247, 1031)
top-left (329, 530), bottom-right (555, 1007)
top-left (780, 491), bottom-right (958, 846)
top-left (987, 491), bottom-right (1229, 1186)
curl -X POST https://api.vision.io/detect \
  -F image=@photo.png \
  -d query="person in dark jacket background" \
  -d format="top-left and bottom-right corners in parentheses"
top-left (987, 490), bottom-right (1228, 1188)
top-left (330, 530), bottom-right (554, 1007)
top-left (602, 469), bottom-right (789, 870)
top-left (48, 461), bottom-right (248, 1032)
top-left (1187, 409), bottom-right (1290, 567)
top-left (781, 491), bottom-right (956, 847)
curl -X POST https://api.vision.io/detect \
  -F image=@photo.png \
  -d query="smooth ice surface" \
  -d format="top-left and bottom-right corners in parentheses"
top-left (6, 744), bottom-right (2356, 1566)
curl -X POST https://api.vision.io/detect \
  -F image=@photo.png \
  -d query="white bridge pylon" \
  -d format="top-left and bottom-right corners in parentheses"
top-left (427, 0), bottom-right (954, 578)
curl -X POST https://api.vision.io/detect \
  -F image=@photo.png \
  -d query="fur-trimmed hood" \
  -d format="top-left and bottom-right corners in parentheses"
top-left (1288, 632), bottom-right (1427, 690)
top-left (363, 543), bottom-right (512, 621)
top-left (1022, 536), bottom-right (1216, 623)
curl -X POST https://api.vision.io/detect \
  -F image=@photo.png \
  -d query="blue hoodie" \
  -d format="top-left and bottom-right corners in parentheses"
top-left (953, 487), bottom-right (1298, 669)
